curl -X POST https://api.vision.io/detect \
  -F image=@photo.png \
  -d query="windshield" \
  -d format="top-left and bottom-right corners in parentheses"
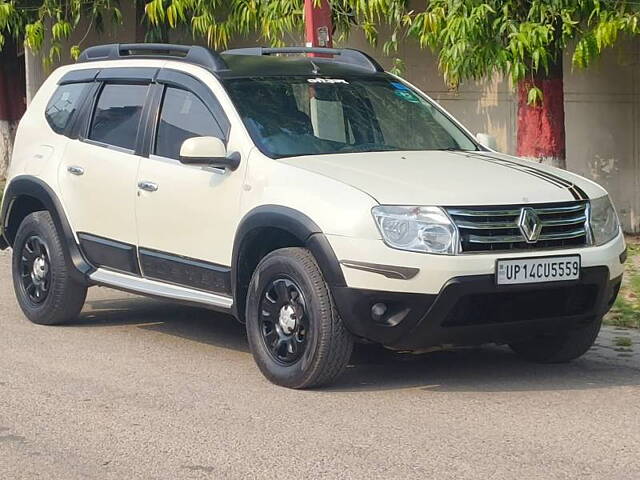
top-left (224, 75), bottom-right (479, 158)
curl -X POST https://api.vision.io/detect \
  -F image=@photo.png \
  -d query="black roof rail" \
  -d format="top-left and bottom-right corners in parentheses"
top-left (222, 46), bottom-right (384, 73)
top-left (77, 43), bottom-right (228, 72)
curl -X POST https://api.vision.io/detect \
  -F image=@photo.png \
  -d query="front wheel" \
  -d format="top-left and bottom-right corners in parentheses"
top-left (509, 316), bottom-right (603, 363)
top-left (245, 247), bottom-right (353, 389)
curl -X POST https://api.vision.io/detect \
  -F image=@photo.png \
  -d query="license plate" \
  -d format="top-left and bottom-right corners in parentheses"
top-left (496, 255), bottom-right (580, 285)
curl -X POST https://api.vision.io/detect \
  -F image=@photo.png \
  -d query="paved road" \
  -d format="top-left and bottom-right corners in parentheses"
top-left (1, 249), bottom-right (639, 479)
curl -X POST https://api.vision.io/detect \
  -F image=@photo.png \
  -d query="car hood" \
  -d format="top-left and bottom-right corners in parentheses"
top-left (278, 150), bottom-right (605, 206)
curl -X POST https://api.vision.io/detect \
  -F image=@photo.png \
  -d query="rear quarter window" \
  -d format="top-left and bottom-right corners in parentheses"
top-left (45, 82), bottom-right (91, 135)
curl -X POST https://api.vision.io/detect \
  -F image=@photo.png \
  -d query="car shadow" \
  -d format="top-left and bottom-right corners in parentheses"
top-left (73, 293), bottom-right (640, 394)
top-left (330, 343), bottom-right (640, 393)
top-left (73, 295), bottom-right (251, 353)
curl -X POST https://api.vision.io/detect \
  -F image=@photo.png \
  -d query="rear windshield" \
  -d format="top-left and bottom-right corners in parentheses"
top-left (224, 75), bottom-right (478, 158)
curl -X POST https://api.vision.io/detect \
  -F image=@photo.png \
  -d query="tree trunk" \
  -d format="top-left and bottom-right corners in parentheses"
top-left (0, 40), bottom-right (26, 180)
top-left (516, 58), bottom-right (566, 169)
top-left (304, 0), bottom-right (333, 48)
top-left (0, 52), bottom-right (12, 180)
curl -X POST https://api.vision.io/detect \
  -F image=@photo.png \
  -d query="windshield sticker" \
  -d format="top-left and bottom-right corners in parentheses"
top-left (390, 81), bottom-right (410, 91)
top-left (307, 78), bottom-right (349, 84)
top-left (394, 89), bottom-right (420, 103)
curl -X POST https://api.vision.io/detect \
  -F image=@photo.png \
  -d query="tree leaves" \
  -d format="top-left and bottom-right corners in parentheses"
top-left (24, 20), bottom-right (44, 51)
top-left (397, 0), bottom-right (640, 100)
top-left (574, 32), bottom-right (598, 68)
top-left (1, 0), bottom-right (124, 67)
top-left (70, 44), bottom-right (80, 60)
top-left (527, 85), bottom-right (543, 105)
top-left (2, 0), bottom-right (639, 87)
top-left (51, 20), bottom-right (71, 41)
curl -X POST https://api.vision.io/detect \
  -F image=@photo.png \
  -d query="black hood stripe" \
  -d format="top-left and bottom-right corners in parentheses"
top-left (572, 184), bottom-right (589, 201)
top-left (469, 153), bottom-right (589, 201)
top-left (473, 156), bottom-right (566, 189)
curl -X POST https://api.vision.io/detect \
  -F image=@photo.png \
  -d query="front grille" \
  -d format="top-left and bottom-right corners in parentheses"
top-left (447, 202), bottom-right (590, 253)
top-left (442, 284), bottom-right (597, 327)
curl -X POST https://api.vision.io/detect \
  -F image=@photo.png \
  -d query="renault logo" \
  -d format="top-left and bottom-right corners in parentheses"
top-left (518, 207), bottom-right (542, 243)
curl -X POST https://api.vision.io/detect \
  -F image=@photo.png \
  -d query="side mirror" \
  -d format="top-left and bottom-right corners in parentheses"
top-left (179, 136), bottom-right (240, 171)
top-left (476, 133), bottom-right (498, 151)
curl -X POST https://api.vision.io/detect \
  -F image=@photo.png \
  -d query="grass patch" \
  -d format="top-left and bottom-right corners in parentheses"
top-left (614, 336), bottom-right (633, 348)
top-left (604, 237), bottom-right (640, 329)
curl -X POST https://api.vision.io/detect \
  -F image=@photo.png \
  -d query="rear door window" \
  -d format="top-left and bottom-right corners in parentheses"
top-left (154, 87), bottom-right (224, 160)
top-left (45, 82), bottom-right (91, 135)
top-left (89, 84), bottom-right (148, 151)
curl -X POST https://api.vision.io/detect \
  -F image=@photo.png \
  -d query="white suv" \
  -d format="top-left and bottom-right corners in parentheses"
top-left (0, 44), bottom-right (626, 388)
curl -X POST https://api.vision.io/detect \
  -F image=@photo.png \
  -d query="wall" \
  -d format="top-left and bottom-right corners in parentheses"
top-left (563, 40), bottom-right (640, 233)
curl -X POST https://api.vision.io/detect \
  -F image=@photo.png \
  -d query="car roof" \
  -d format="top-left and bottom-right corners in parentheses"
top-left (75, 44), bottom-right (387, 80)
top-left (217, 53), bottom-right (385, 79)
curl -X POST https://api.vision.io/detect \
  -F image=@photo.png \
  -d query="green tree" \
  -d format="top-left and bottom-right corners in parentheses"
top-left (0, 0), bottom-right (124, 66)
top-left (401, 0), bottom-right (640, 168)
top-left (144, 0), bottom-right (325, 48)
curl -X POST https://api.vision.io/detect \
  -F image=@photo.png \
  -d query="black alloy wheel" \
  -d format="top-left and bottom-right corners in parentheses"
top-left (19, 235), bottom-right (51, 305)
top-left (259, 277), bottom-right (309, 365)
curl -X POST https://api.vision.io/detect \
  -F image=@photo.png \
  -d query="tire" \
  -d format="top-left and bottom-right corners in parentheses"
top-left (11, 211), bottom-right (87, 325)
top-left (245, 247), bottom-right (353, 389)
top-left (509, 316), bottom-right (603, 363)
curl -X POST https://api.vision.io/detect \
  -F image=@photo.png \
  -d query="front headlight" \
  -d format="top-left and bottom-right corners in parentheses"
top-left (372, 205), bottom-right (458, 254)
top-left (589, 195), bottom-right (620, 246)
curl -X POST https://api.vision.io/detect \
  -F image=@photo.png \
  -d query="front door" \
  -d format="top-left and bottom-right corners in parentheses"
top-left (135, 81), bottom-right (244, 295)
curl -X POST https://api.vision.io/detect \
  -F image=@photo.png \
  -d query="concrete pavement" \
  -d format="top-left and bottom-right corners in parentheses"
top-left (1, 248), bottom-right (639, 479)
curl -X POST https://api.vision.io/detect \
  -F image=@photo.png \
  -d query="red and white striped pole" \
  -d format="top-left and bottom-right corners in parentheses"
top-left (304, 0), bottom-right (333, 53)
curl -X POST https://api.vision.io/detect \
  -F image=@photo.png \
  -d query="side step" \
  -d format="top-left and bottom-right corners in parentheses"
top-left (89, 268), bottom-right (233, 310)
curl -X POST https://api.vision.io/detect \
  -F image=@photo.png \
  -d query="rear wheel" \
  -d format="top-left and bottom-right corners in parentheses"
top-left (509, 316), bottom-right (602, 363)
top-left (12, 211), bottom-right (87, 325)
top-left (245, 247), bottom-right (353, 389)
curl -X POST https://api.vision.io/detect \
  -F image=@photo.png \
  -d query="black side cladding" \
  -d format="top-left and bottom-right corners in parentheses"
top-left (139, 248), bottom-right (232, 295)
top-left (78, 233), bottom-right (140, 275)
top-left (231, 205), bottom-right (346, 319)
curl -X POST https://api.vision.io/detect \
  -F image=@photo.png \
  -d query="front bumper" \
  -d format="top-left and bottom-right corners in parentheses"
top-left (332, 266), bottom-right (622, 349)
top-left (327, 231), bottom-right (626, 349)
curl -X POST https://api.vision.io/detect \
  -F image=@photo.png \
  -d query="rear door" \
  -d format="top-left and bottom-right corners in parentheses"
top-left (58, 74), bottom-right (153, 274)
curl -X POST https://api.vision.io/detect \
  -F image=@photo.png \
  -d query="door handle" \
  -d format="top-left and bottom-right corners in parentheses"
top-left (67, 166), bottom-right (84, 176)
top-left (137, 181), bottom-right (159, 192)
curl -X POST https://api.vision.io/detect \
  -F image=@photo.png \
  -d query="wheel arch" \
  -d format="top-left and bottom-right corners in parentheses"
top-left (1, 175), bottom-right (93, 283)
top-left (231, 205), bottom-right (346, 321)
